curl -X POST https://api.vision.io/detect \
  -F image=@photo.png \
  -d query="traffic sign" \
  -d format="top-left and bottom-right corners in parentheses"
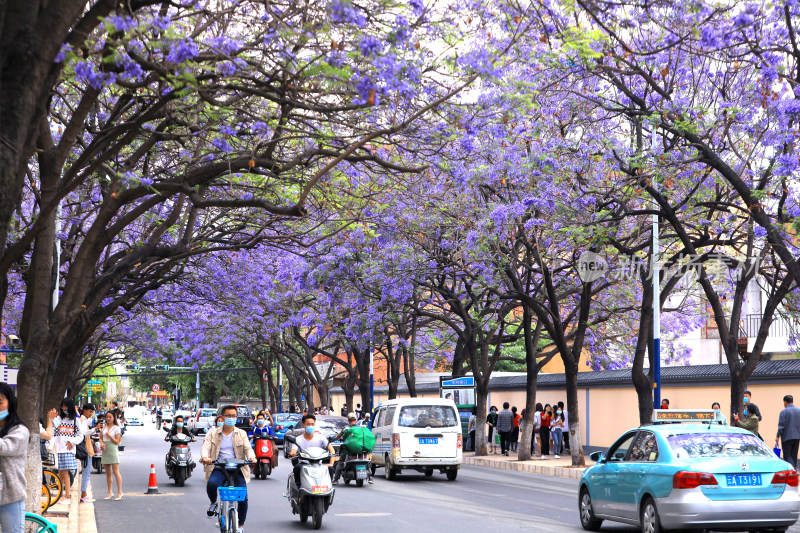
top-left (88, 380), bottom-right (101, 385)
top-left (152, 384), bottom-right (160, 392)
top-left (262, 370), bottom-right (268, 382)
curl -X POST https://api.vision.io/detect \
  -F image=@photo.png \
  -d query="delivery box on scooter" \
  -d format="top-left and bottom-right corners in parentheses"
top-left (341, 426), bottom-right (376, 454)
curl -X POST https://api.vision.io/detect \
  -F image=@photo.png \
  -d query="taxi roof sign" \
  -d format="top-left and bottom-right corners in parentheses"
top-left (652, 409), bottom-right (717, 423)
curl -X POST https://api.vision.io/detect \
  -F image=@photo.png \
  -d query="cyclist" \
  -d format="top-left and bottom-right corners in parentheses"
top-left (200, 405), bottom-right (255, 533)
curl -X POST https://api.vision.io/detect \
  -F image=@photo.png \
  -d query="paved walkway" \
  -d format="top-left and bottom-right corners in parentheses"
top-left (462, 451), bottom-right (595, 479)
top-left (42, 470), bottom-right (98, 533)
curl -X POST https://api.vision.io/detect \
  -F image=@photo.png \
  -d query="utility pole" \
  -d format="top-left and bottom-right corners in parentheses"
top-left (652, 125), bottom-right (661, 407)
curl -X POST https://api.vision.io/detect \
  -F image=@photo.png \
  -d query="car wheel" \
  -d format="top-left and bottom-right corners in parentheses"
top-left (425, 470), bottom-right (433, 477)
top-left (641, 497), bottom-right (664, 533)
top-left (579, 487), bottom-right (603, 531)
top-left (384, 456), bottom-right (397, 480)
top-left (446, 468), bottom-right (457, 481)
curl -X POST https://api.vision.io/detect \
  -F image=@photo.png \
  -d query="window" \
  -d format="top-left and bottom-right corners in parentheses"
top-left (373, 408), bottom-right (385, 428)
top-left (383, 406), bottom-right (396, 427)
top-left (606, 432), bottom-right (637, 462)
top-left (397, 405), bottom-right (459, 428)
top-left (628, 431), bottom-right (658, 462)
top-left (667, 432), bottom-right (772, 459)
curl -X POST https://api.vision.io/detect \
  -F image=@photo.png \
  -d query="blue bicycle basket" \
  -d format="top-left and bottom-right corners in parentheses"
top-left (219, 487), bottom-right (247, 502)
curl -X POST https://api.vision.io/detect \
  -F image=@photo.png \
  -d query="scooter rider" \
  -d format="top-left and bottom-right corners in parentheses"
top-left (200, 405), bottom-right (256, 533)
top-left (332, 413), bottom-right (362, 485)
top-left (247, 412), bottom-right (274, 444)
top-left (290, 414), bottom-right (335, 486)
top-left (165, 415), bottom-right (196, 442)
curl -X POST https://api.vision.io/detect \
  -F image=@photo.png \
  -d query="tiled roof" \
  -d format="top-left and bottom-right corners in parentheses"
top-left (332, 359), bottom-right (800, 394)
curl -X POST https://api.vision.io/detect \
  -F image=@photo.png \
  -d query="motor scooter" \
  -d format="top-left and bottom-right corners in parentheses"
top-left (339, 451), bottom-right (371, 487)
top-left (284, 435), bottom-right (335, 529)
top-left (252, 434), bottom-right (277, 479)
top-left (91, 431), bottom-right (103, 473)
top-left (164, 429), bottom-right (195, 486)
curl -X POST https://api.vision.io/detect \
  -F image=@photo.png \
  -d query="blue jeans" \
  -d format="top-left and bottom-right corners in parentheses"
top-left (206, 468), bottom-right (247, 526)
top-left (552, 428), bottom-right (563, 455)
top-left (0, 499), bottom-right (25, 533)
top-left (81, 460), bottom-right (91, 492)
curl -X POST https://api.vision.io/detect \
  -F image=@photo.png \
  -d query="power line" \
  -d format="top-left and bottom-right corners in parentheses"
top-left (100, 367), bottom-right (259, 379)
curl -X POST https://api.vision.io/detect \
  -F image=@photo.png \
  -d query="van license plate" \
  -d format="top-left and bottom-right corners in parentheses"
top-left (356, 465), bottom-right (367, 470)
top-left (726, 474), bottom-right (762, 486)
top-left (419, 438), bottom-right (438, 444)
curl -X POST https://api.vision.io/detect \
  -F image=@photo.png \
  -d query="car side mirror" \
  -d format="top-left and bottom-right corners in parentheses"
top-left (589, 451), bottom-right (604, 463)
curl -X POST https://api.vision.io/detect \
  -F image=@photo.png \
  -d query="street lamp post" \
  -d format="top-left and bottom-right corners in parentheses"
top-left (369, 349), bottom-right (374, 414)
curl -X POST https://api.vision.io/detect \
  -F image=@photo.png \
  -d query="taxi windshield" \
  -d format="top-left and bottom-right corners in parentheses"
top-left (398, 405), bottom-right (459, 428)
top-left (667, 432), bottom-right (773, 459)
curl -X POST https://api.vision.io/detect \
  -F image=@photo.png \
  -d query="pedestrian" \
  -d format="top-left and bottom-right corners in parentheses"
top-left (539, 404), bottom-right (552, 459)
top-left (496, 402), bottom-right (514, 456)
top-left (511, 406), bottom-right (520, 452)
top-left (776, 394), bottom-right (800, 471)
top-left (355, 404), bottom-right (362, 419)
top-left (467, 407), bottom-right (477, 452)
top-left (711, 402), bottom-right (727, 425)
top-left (660, 398), bottom-right (670, 409)
top-left (551, 405), bottom-right (565, 459)
top-left (744, 390), bottom-right (762, 421)
top-left (0, 383), bottom-right (30, 533)
top-left (53, 398), bottom-right (83, 505)
top-left (100, 410), bottom-right (123, 500)
top-left (734, 404), bottom-right (759, 437)
top-left (558, 401), bottom-right (569, 451)
top-left (532, 403), bottom-right (543, 455)
top-left (340, 406), bottom-right (347, 417)
top-left (486, 406), bottom-right (498, 454)
top-left (78, 403), bottom-right (96, 503)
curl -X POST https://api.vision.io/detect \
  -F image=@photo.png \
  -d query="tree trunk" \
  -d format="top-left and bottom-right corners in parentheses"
top-left (473, 380), bottom-right (489, 456)
top-left (517, 307), bottom-right (539, 461)
top-left (343, 376), bottom-right (355, 415)
top-left (632, 301), bottom-right (654, 425)
top-left (565, 365), bottom-right (585, 466)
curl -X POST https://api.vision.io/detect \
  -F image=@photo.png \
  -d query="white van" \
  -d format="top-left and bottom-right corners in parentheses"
top-left (370, 398), bottom-right (462, 480)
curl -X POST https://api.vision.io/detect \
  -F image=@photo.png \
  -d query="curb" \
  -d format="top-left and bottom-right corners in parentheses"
top-left (46, 468), bottom-right (99, 533)
top-left (463, 455), bottom-right (589, 479)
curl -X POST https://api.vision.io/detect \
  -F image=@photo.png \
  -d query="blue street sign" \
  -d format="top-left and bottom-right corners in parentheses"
top-left (87, 380), bottom-right (102, 385)
top-left (441, 377), bottom-right (474, 388)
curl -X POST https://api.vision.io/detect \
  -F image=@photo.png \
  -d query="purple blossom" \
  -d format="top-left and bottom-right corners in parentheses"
top-left (167, 40), bottom-right (199, 63)
top-left (212, 138), bottom-right (232, 153)
top-left (330, 0), bottom-right (366, 27)
top-left (141, 177), bottom-right (154, 186)
top-left (109, 15), bottom-right (137, 32)
top-left (359, 35), bottom-right (382, 57)
top-left (409, 0), bottom-right (424, 16)
top-left (220, 125), bottom-right (237, 135)
top-left (55, 44), bottom-right (71, 63)
top-left (74, 61), bottom-right (112, 90)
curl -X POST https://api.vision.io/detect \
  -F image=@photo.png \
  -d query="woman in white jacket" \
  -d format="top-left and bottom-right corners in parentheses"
top-left (53, 398), bottom-right (83, 506)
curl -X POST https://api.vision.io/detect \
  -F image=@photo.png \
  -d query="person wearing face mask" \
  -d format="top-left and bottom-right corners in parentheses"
top-left (290, 414), bottom-right (335, 486)
top-left (0, 383), bottom-right (29, 533)
top-left (200, 405), bottom-right (255, 533)
top-left (53, 397), bottom-right (83, 505)
top-left (247, 412), bottom-right (274, 444)
top-left (711, 402), bottom-right (728, 425)
top-left (166, 415), bottom-right (196, 441)
top-left (743, 390), bottom-right (763, 421)
top-left (734, 403), bottom-right (760, 438)
top-left (551, 407), bottom-right (565, 459)
top-left (486, 406), bottom-right (498, 454)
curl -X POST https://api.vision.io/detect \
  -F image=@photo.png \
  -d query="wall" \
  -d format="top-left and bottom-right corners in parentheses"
top-left (332, 381), bottom-right (796, 449)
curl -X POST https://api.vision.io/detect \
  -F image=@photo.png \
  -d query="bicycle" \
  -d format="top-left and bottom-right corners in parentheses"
top-left (42, 467), bottom-right (63, 508)
top-left (25, 511), bottom-right (58, 532)
top-left (40, 483), bottom-right (51, 513)
top-left (210, 458), bottom-right (248, 533)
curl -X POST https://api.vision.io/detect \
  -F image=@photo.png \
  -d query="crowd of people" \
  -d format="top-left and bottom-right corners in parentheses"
top-left (466, 401), bottom-right (570, 458)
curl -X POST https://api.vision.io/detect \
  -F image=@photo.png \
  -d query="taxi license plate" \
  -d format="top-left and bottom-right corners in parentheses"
top-left (312, 485), bottom-right (327, 493)
top-left (726, 474), bottom-right (762, 486)
top-left (419, 438), bottom-right (438, 445)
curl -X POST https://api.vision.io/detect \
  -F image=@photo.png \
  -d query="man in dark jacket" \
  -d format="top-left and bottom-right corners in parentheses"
top-left (496, 402), bottom-right (514, 456)
top-left (776, 395), bottom-right (800, 470)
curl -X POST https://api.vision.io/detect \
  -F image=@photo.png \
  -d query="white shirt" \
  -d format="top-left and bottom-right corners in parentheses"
top-left (53, 416), bottom-right (83, 454)
top-left (102, 425), bottom-right (121, 443)
top-left (219, 432), bottom-right (235, 461)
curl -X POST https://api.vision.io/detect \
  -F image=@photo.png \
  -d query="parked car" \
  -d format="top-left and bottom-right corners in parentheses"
top-left (283, 415), bottom-right (349, 458)
top-left (578, 412), bottom-right (800, 532)
top-left (188, 407), bottom-right (219, 435)
top-left (273, 413), bottom-right (302, 446)
top-left (370, 398), bottom-right (462, 480)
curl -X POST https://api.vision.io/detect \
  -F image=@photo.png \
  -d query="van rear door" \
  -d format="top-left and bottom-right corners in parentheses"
top-left (397, 404), bottom-right (460, 459)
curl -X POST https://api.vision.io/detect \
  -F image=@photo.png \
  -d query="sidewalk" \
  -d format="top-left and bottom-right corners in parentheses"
top-left (462, 451), bottom-right (595, 479)
top-left (44, 473), bottom-right (98, 533)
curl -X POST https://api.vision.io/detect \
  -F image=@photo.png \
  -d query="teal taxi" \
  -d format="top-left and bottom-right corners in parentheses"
top-left (579, 410), bottom-right (800, 532)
